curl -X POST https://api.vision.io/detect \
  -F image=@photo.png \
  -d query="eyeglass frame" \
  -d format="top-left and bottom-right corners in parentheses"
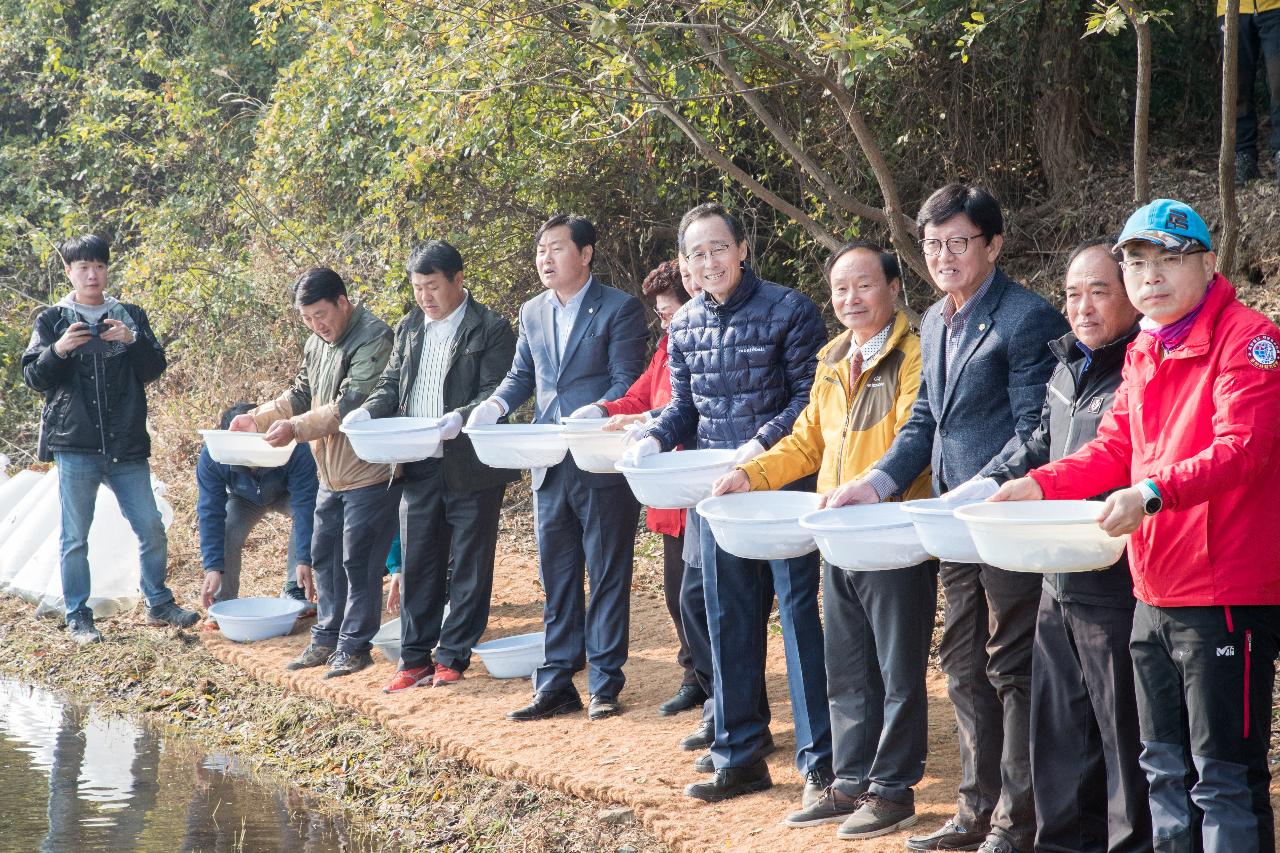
top-left (1118, 249), bottom-right (1206, 276)
top-left (683, 242), bottom-right (736, 267)
top-left (918, 233), bottom-right (987, 257)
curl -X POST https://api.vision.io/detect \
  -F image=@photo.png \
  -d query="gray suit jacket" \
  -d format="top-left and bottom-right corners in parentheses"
top-left (875, 268), bottom-right (1070, 495)
top-left (492, 277), bottom-right (647, 489)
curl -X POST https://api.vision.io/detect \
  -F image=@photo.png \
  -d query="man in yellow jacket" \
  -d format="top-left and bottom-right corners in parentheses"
top-left (712, 241), bottom-right (934, 840)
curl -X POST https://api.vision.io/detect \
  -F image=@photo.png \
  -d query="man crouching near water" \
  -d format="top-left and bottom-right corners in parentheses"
top-left (993, 200), bottom-right (1280, 853)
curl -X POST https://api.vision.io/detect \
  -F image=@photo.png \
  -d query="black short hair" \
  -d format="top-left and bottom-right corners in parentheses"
top-left (915, 184), bottom-right (1004, 241)
top-left (677, 202), bottom-right (747, 253)
top-left (1067, 235), bottom-right (1119, 271)
top-left (292, 267), bottom-right (347, 307)
top-left (59, 235), bottom-right (110, 266)
top-left (536, 214), bottom-right (597, 267)
top-left (219, 402), bottom-right (256, 430)
top-left (823, 240), bottom-right (901, 285)
top-left (406, 240), bottom-right (464, 279)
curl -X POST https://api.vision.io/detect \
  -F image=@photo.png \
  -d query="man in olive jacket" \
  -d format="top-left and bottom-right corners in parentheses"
top-left (345, 240), bottom-right (518, 692)
top-left (232, 268), bottom-right (397, 679)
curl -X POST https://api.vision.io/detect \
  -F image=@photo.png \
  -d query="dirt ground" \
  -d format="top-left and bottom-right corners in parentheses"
top-left (204, 539), bottom-right (1280, 853)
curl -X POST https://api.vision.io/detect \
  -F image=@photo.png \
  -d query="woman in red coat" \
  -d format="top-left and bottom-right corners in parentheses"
top-left (576, 260), bottom-right (702, 714)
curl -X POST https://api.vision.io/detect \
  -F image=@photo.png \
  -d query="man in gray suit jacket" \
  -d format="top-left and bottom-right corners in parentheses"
top-left (468, 214), bottom-right (647, 722)
top-left (828, 185), bottom-right (1069, 853)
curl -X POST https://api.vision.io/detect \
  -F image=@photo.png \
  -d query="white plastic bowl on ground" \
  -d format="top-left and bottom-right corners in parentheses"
top-left (208, 597), bottom-right (305, 642)
top-left (462, 424), bottom-right (568, 469)
top-left (901, 498), bottom-right (982, 562)
top-left (561, 421), bottom-right (631, 474)
top-left (615, 449), bottom-right (737, 509)
top-left (952, 500), bottom-right (1128, 573)
top-left (696, 491), bottom-right (821, 560)
top-left (472, 632), bottom-right (545, 679)
top-left (199, 430), bottom-right (296, 468)
top-left (800, 504), bottom-right (931, 571)
top-left (340, 417), bottom-right (443, 464)
top-left (372, 617), bottom-right (401, 663)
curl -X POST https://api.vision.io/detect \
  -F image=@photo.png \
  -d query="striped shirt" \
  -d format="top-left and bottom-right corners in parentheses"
top-left (406, 296), bottom-right (469, 456)
top-left (941, 269), bottom-right (996, 376)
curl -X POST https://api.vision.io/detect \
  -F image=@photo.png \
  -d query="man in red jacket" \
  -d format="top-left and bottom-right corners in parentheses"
top-left (993, 199), bottom-right (1280, 853)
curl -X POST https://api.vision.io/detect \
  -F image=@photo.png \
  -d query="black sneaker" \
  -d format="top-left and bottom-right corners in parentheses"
top-left (837, 792), bottom-right (917, 840)
top-left (680, 719), bottom-right (713, 751)
top-left (324, 649), bottom-right (373, 679)
top-left (782, 784), bottom-right (863, 828)
top-left (684, 761), bottom-right (772, 803)
top-left (146, 601), bottom-right (199, 628)
top-left (802, 766), bottom-right (835, 808)
top-left (67, 613), bottom-right (102, 646)
top-left (285, 642), bottom-right (337, 671)
top-left (1237, 151), bottom-right (1262, 185)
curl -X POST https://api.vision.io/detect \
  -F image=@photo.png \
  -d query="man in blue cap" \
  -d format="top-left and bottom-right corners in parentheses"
top-left (994, 199), bottom-right (1280, 853)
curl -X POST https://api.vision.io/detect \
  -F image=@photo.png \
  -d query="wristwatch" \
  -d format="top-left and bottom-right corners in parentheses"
top-left (1136, 478), bottom-right (1162, 515)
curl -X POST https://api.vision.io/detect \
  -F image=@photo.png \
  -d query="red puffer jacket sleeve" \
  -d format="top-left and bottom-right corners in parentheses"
top-left (602, 336), bottom-right (671, 416)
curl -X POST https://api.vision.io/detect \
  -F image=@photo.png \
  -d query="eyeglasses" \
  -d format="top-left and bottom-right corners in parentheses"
top-left (653, 306), bottom-right (677, 319)
top-left (919, 234), bottom-right (984, 257)
top-left (684, 243), bottom-right (733, 267)
top-left (1119, 251), bottom-right (1204, 275)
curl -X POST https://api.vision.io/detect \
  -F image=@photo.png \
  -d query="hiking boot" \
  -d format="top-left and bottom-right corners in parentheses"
top-left (431, 663), bottom-right (462, 687)
top-left (659, 683), bottom-right (707, 716)
top-left (803, 766), bottom-right (835, 808)
top-left (837, 792), bottom-right (918, 840)
top-left (146, 601), bottom-right (199, 629)
top-left (67, 613), bottom-right (102, 646)
top-left (324, 650), bottom-right (373, 679)
top-left (782, 784), bottom-right (863, 827)
top-left (1237, 151), bottom-right (1262, 185)
top-left (506, 688), bottom-right (583, 722)
top-left (588, 694), bottom-right (622, 720)
top-left (906, 817), bottom-right (990, 851)
top-left (684, 761), bottom-right (772, 802)
top-left (285, 642), bottom-right (337, 671)
top-left (283, 583), bottom-right (317, 619)
top-left (384, 665), bottom-right (433, 693)
top-left (680, 719), bottom-right (713, 751)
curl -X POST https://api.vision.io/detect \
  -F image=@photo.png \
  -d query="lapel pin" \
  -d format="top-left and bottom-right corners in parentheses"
top-left (979, 323), bottom-right (987, 331)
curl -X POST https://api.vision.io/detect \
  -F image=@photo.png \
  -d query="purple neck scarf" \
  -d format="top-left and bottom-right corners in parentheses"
top-left (1145, 280), bottom-right (1214, 352)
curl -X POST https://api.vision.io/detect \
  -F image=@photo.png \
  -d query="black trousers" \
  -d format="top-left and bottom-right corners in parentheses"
top-left (824, 560), bottom-right (936, 803)
top-left (1031, 591), bottom-right (1152, 853)
top-left (1130, 602), bottom-right (1280, 853)
top-left (661, 532), bottom-right (699, 687)
top-left (398, 465), bottom-right (505, 672)
top-left (937, 560), bottom-right (1040, 850)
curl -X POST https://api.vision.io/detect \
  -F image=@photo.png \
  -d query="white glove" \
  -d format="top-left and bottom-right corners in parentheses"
top-left (466, 398), bottom-right (504, 428)
top-left (732, 439), bottom-right (766, 465)
top-left (940, 477), bottom-right (1000, 507)
top-left (619, 436), bottom-right (661, 467)
top-left (439, 411), bottom-right (464, 440)
top-left (568, 403), bottom-right (606, 420)
top-left (342, 408), bottom-right (371, 426)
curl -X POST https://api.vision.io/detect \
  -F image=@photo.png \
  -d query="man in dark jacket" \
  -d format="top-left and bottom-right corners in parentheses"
top-left (829, 186), bottom-right (1069, 853)
top-left (976, 238), bottom-right (1151, 852)
top-left (344, 239), bottom-right (518, 692)
top-left (197, 402), bottom-right (318, 615)
top-left (21, 235), bottom-right (199, 645)
top-left (627, 203), bottom-right (832, 804)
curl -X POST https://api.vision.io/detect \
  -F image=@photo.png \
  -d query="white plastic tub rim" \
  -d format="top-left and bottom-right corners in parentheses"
top-left (952, 499), bottom-right (1128, 573)
top-left (207, 596), bottom-right (305, 642)
top-left (696, 490), bottom-right (823, 525)
top-left (952, 499), bottom-right (1106, 526)
top-left (340, 416), bottom-right (444, 463)
top-left (198, 430), bottom-right (296, 468)
top-left (613, 447), bottom-right (737, 474)
top-left (461, 423), bottom-right (569, 469)
top-left (472, 631), bottom-right (545, 679)
top-left (372, 617), bottom-right (402, 663)
top-left (340, 416), bottom-right (443, 437)
top-left (558, 416), bottom-right (611, 432)
top-left (799, 503), bottom-right (916, 532)
top-left (799, 504), bottom-right (930, 571)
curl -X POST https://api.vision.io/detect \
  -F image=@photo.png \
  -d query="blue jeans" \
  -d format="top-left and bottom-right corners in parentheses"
top-left (55, 453), bottom-right (172, 622)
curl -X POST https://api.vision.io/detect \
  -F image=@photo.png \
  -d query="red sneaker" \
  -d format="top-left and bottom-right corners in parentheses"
top-left (432, 663), bottom-right (462, 687)
top-left (383, 665), bottom-right (433, 693)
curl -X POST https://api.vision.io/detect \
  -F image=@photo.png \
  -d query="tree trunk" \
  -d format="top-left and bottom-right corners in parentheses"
top-left (1119, 1), bottom-right (1152, 202)
top-left (1219, 1), bottom-right (1241, 274)
top-left (1033, 0), bottom-right (1086, 193)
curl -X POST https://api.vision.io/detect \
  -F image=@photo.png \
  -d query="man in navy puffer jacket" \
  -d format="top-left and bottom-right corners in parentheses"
top-left (630, 203), bottom-right (832, 804)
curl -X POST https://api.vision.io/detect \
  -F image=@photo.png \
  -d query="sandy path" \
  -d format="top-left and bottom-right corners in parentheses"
top-left (204, 548), bottom-right (1279, 852)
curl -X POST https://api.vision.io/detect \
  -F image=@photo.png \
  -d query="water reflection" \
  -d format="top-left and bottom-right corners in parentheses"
top-left (0, 679), bottom-right (389, 853)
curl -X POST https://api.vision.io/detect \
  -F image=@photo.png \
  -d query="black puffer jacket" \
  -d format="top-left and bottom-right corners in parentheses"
top-left (990, 326), bottom-right (1140, 607)
top-left (648, 267), bottom-right (825, 451)
top-left (21, 302), bottom-right (167, 462)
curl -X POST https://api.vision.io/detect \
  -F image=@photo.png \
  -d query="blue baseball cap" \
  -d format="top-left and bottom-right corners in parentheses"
top-left (1116, 199), bottom-right (1212, 253)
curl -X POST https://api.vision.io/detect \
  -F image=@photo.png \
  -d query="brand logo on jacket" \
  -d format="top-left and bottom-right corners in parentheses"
top-left (1246, 335), bottom-right (1278, 370)
top-left (1088, 396), bottom-right (1104, 413)
top-left (1216, 646), bottom-right (1236, 657)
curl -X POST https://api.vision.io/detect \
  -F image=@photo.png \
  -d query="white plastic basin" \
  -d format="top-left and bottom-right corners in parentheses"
top-left (562, 422), bottom-right (631, 474)
top-left (472, 631), bottom-right (545, 679)
top-left (208, 597), bottom-right (305, 642)
top-left (199, 430), bottom-right (296, 468)
top-left (800, 504), bottom-right (931, 571)
top-left (372, 617), bottom-right (401, 663)
top-left (952, 500), bottom-right (1129, 573)
top-left (615, 449), bottom-right (737, 509)
top-left (462, 424), bottom-right (568, 469)
top-left (901, 498), bottom-right (982, 562)
top-left (697, 491), bottom-right (821, 560)
top-left (340, 417), bottom-right (443, 464)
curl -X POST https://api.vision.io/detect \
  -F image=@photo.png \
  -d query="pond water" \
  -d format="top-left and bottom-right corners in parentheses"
top-left (0, 678), bottom-right (392, 852)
